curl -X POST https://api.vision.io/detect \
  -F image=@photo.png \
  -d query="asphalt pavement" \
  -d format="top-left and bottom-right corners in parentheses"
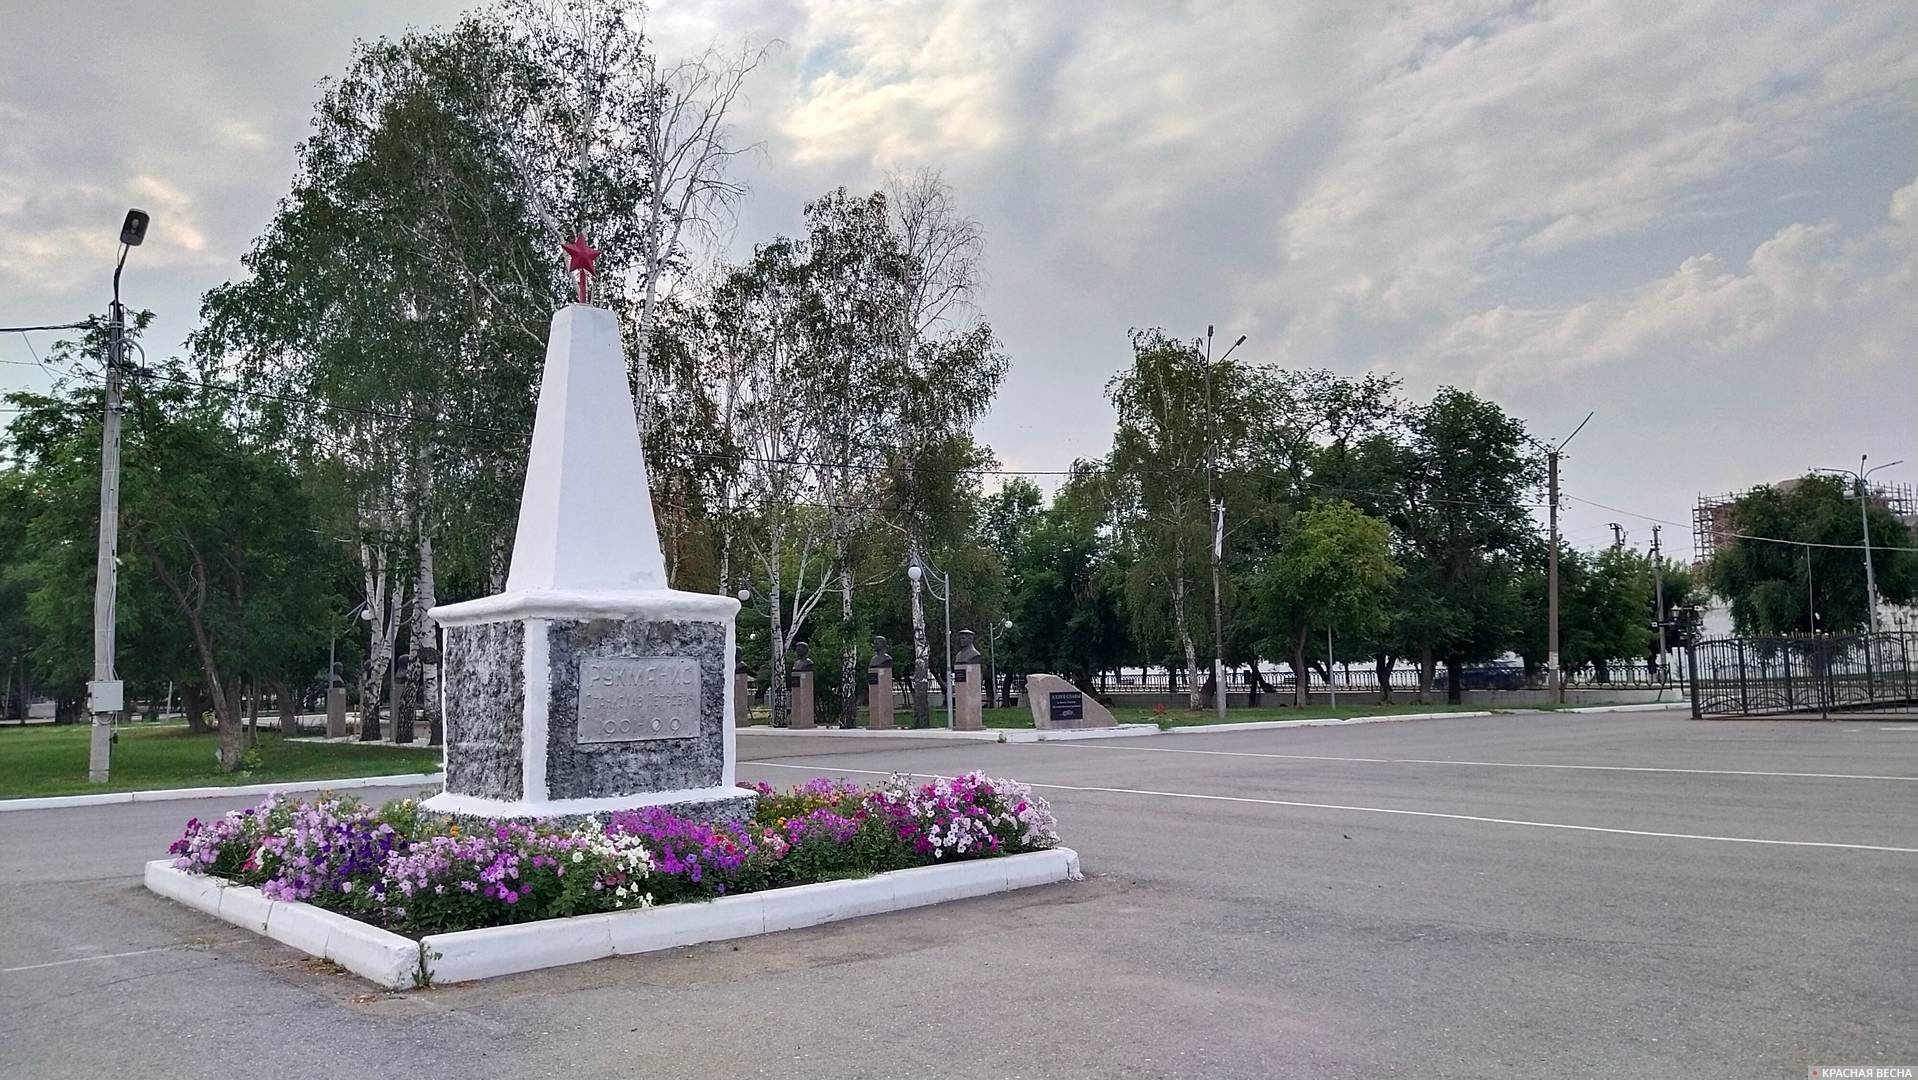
top-left (2, 711), bottom-right (1913, 1079)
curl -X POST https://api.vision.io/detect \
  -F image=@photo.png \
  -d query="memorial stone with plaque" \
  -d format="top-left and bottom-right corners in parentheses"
top-left (1026, 673), bottom-right (1117, 730)
top-left (867, 636), bottom-right (895, 731)
top-left (952, 630), bottom-right (983, 731)
top-left (788, 641), bottom-right (816, 729)
top-left (423, 267), bottom-right (749, 824)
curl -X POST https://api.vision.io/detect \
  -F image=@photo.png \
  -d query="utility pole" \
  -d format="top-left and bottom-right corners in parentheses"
top-left (1805, 546), bottom-right (1816, 635)
top-left (1538, 411), bottom-right (1590, 707)
top-left (88, 209), bottom-right (148, 782)
top-left (1608, 522), bottom-right (1624, 548)
top-left (1203, 326), bottom-right (1245, 723)
top-left (1546, 449), bottom-right (1561, 704)
top-left (1650, 525), bottom-right (1667, 683)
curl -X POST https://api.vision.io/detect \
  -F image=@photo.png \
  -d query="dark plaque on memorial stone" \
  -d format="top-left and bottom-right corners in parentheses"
top-left (1048, 691), bottom-right (1084, 722)
top-left (953, 666), bottom-right (967, 683)
top-left (867, 671), bottom-right (881, 686)
top-left (787, 674), bottom-right (802, 688)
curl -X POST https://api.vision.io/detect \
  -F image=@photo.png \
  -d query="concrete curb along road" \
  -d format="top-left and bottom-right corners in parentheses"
top-left (144, 847), bottom-right (1083, 989)
top-left (742, 724), bottom-right (1163, 743)
top-left (1160, 701), bottom-right (1691, 737)
top-left (0, 772), bottom-right (446, 813)
top-left (743, 704), bottom-right (1691, 744)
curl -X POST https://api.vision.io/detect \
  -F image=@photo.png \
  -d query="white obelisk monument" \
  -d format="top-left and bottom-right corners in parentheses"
top-left (424, 234), bottom-right (749, 822)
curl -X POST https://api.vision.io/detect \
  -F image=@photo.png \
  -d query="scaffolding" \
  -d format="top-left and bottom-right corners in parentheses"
top-left (1694, 480), bottom-right (1916, 562)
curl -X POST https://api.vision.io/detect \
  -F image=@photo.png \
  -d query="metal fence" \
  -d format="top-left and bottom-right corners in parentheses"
top-left (1686, 632), bottom-right (1918, 718)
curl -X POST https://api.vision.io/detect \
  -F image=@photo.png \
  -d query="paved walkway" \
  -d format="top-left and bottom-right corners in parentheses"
top-left (2, 712), bottom-right (1913, 1078)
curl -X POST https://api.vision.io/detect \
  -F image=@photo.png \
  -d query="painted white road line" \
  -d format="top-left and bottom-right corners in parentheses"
top-left (1, 944), bottom-right (200, 974)
top-left (747, 761), bottom-right (1918, 854)
top-left (1055, 743), bottom-right (1918, 782)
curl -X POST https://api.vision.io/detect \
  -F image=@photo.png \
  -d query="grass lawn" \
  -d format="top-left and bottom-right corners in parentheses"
top-left (0, 723), bottom-right (441, 799)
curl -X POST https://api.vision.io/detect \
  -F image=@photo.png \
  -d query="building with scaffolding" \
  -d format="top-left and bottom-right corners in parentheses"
top-left (1693, 477), bottom-right (1917, 562)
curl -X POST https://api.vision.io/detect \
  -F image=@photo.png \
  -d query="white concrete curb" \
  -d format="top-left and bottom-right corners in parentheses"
top-left (0, 772), bottom-right (445, 813)
top-left (145, 846), bottom-right (1081, 989)
top-left (1156, 701), bottom-right (1691, 737)
top-left (1561, 701), bottom-right (1691, 714)
top-left (145, 860), bottom-right (421, 987)
top-left (741, 724), bottom-right (1163, 743)
top-left (1161, 711), bottom-right (1495, 735)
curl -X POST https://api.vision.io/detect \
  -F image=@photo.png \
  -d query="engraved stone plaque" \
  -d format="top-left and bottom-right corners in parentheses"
top-left (577, 656), bottom-right (702, 743)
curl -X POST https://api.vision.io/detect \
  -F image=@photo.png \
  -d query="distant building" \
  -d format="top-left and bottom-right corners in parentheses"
top-left (1693, 476), bottom-right (1918, 638)
top-left (1693, 477), bottom-right (1916, 562)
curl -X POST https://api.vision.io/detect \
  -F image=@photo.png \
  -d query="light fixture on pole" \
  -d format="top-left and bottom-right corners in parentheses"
top-left (329, 600), bottom-right (375, 699)
top-left (906, 559), bottom-right (955, 729)
top-left (87, 208), bottom-right (149, 783)
top-left (1813, 455), bottom-right (1903, 635)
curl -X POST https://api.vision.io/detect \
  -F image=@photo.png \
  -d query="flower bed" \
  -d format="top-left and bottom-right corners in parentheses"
top-left (164, 772), bottom-right (1061, 937)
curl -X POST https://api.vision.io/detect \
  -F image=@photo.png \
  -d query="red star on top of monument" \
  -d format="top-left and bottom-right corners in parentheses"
top-left (562, 231), bottom-right (600, 303)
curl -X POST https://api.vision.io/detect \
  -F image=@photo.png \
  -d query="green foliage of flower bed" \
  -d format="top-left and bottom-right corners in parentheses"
top-left (165, 773), bottom-right (1061, 936)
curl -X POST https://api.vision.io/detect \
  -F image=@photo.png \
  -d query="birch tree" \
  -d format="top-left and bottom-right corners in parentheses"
top-left (880, 169), bottom-right (1004, 725)
top-left (1107, 330), bottom-right (1268, 710)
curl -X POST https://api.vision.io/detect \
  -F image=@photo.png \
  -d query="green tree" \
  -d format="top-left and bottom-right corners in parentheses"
top-left (1256, 501), bottom-right (1402, 706)
top-left (1108, 329), bottom-right (1273, 709)
top-left (1391, 389), bottom-right (1542, 702)
top-left (1000, 468), bottom-right (1132, 699)
top-left (1709, 475), bottom-right (1917, 635)
top-left (6, 358), bottom-right (341, 768)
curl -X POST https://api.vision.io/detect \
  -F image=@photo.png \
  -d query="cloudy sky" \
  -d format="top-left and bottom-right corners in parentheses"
top-left (4, 0), bottom-right (1915, 558)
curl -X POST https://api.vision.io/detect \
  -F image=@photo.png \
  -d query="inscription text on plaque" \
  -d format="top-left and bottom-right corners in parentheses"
top-left (577, 657), bottom-right (702, 743)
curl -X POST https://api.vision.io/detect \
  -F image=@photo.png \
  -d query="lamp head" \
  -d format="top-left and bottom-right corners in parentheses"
top-left (119, 209), bottom-right (149, 247)
top-left (907, 565), bottom-right (922, 582)
top-left (736, 588), bottom-right (752, 602)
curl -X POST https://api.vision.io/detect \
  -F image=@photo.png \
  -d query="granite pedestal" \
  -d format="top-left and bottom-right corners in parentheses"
top-left (952, 630), bottom-right (983, 731)
top-left (867, 637), bottom-right (895, 730)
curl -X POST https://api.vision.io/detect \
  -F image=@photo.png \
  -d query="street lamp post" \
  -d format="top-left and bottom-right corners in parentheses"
top-left (906, 559), bottom-right (954, 729)
top-left (1203, 326), bottom-right (1246, 724)
top-left (331, 600), bottom-right (375, 696)
top-left (988, 618), bottom-right (1011, 709)
top-left (1814, 455), bottom-right (1904, 635)
top-left (87, 208), bottom-right (150, 783)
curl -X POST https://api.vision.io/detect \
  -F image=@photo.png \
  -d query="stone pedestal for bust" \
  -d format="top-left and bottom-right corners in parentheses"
top-left (733, 661), bottom-right (752, 728)
top-left (867, 637), bottom-right (895, 730)
top-left (789, 642), bottom-right (816, 729)
top-left (325, 685), bottom-right (347, 739)
top-left (1026, 673), bottom-right (1117, 730)
top-left (424, 305), bottom-right (749, 823)
top-left (952, 630), bottom-right (983, 731)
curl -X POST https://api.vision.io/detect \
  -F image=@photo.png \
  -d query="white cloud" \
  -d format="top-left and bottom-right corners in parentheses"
top-left (1266, 0), bottom-right (1918, 343)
